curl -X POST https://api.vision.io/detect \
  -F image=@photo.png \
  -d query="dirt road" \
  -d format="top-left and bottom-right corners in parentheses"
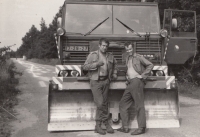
top-left (10, 59), bottom-right (200, 137)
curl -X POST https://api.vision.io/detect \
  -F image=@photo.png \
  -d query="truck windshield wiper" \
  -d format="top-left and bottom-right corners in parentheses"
top-left (84, 17), bottom-right (109, 36)
top-left (116, 18), bottom-right (142, 37)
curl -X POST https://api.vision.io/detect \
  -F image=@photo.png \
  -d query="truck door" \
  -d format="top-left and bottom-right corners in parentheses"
top-left (163, 9), bottom-right (197, 64)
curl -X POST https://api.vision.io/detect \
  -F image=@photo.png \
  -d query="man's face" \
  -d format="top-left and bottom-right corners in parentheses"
top-left (125, 44), bottom-right (133, 55)
top-left (99, 41), bottom-right (109, 53)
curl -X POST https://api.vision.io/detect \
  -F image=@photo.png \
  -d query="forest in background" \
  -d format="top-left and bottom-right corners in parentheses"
top-left (15, 8), bottom-right (62, 59)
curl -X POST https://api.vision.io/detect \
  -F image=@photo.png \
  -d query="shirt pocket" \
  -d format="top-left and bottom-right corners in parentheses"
top-left (133, 60), bottom-right (142, 73)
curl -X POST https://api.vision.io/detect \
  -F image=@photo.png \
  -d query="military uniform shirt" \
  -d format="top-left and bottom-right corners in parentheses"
top-left (99, 52), bottom-right (108, 76)
top-left (127, 56), bottom-right (140, 79)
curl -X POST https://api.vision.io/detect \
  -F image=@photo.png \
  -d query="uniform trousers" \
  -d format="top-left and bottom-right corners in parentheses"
top-left (90, 79), bottom-right (110, 122)
top-left (119, 78), bottom-right (146, 128)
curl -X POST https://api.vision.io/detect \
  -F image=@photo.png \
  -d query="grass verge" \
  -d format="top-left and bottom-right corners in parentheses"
top-left (0, 60), bottom-right (22, 137)
top-left (178, 82), bottom-right (200, 99)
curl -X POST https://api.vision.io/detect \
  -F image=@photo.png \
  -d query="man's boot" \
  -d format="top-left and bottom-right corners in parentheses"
top-left (95, 121), bottom-right (106, 135)
top-left (131, 127), bottom-right (146, 135)
top-left (104, 121), bottom-right (114, 133)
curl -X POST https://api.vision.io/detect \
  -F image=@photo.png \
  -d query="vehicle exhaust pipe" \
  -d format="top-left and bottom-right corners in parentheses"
top-left (141, 0), bottom-right (146, 2)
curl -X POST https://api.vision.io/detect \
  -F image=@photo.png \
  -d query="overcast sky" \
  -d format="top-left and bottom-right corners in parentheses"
top-left (0, 0), bottom-right (65, 51)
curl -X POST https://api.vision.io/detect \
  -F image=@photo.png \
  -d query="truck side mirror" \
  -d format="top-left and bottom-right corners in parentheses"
top-left (172, 18), bottom-right (178, 29)
top-left (57, 17), bottom-right (62, 28)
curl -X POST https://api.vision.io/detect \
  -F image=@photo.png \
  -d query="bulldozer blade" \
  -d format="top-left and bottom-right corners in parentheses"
top-left (143, 88), bottom-right (180, 128)
top-left (48, 86), bottom-right (179, 131)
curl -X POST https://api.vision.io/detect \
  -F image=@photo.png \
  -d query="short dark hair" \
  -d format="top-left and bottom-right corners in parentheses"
top-left (99, 38), bottom-right (109, 46)
top-left (124, 41), bottom-right (134, 47)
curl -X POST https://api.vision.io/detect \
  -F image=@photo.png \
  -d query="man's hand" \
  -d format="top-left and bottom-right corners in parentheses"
top-left (96, 61), bottom-right (104, 67)
top-left (112, 74), bottom-right (117, 80)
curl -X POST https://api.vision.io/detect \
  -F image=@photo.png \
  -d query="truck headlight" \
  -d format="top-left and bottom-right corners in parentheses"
top-left (59, 70), bottom-right (68, 77)
top-left (57, 28), bottom-right (65, 36)
top-left (160, 29), bottom-right (168, 38)
top-left (155, 70), bottom-right (164, 76)
top-left (71, 70), bottom-right (80, 77)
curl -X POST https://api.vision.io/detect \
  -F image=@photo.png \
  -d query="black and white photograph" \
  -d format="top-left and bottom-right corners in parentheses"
top-left (0, 0), bottom-right (200, 137)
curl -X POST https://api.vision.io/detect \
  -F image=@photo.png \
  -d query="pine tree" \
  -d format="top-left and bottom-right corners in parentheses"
top-left (17, 25), bottom-right (39, 58)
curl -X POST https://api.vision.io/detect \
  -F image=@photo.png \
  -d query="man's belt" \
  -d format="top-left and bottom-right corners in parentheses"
top-left (127, 77), bottom-right (146, 84)
top-left (99, 76), bottom-right (108, 81)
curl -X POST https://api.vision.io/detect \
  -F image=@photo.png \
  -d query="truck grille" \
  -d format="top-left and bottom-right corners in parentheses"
top-left (62, 40), bottom-right (162, 65)
top-left (136, 40), bottom-right (162, 63)
top-left (107, 47), bottom-right (124, 64)
top-left (62, 40), bottom-right (89, 64)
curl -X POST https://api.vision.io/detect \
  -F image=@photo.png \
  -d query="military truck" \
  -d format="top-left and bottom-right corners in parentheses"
top-left (48, 0), bottom-right (197, 131)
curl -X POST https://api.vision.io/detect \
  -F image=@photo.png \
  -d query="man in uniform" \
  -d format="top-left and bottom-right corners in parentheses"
top-left (117, 42), bottom-right (153, 135)
top-left (83, 38), bottom-right (118, 135)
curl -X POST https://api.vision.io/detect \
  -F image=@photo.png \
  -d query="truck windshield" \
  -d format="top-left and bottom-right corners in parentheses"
top-left (65, 4), bottom-right (112, 34)
top-left (64, 4), bottom-right (160, 34)
top-left (113, 5), bottom-right (160, 34)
